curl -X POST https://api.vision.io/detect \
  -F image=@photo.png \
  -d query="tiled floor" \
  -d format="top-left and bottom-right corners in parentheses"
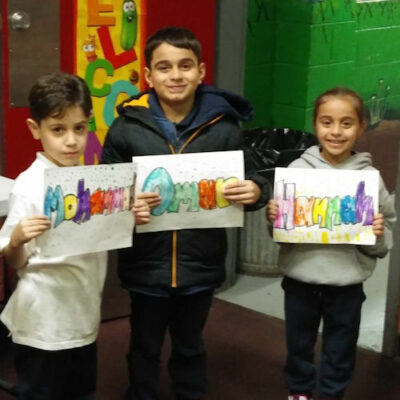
top-left (216, 255), bottom-right (390, 352)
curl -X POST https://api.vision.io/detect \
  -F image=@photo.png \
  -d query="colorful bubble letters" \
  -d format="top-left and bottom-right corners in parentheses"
top-left (134, 151), bottom-right (245, 233)
top-left (273, 167), bottom-right (379, 245)
top-left (37, 163), bottom-right (137, 257)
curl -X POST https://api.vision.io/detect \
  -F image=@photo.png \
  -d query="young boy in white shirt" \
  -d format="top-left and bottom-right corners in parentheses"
top-left (0, 72), bottom-right (108, 400)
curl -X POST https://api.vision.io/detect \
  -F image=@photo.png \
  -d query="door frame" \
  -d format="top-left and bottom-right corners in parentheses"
top-left (0, 1), bottom-right (5, 175)
top-left (383, 158), bottom-right (400, 357)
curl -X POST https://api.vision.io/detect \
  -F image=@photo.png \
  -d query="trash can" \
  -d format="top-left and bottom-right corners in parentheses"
top-left (238, 128), bottom-right (318, 275)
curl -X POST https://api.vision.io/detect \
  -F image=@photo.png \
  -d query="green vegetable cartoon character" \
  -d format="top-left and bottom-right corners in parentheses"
top-left (120, 0), bottom-right (137, 51)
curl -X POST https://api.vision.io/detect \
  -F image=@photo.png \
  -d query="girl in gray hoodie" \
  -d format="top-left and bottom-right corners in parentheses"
top-left (267, 87), bottom-right (396, 400)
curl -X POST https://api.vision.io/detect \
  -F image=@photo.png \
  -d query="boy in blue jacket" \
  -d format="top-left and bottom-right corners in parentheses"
top-left (101, 26), bottom-right (268, 400)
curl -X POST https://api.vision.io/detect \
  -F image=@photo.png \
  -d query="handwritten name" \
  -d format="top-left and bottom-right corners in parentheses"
top-left (44, 179), bottom-right (134, 228)
top-left (143, 167), bottom-right (238, 216)
top-left (274, 180), bottom-right (374, 231)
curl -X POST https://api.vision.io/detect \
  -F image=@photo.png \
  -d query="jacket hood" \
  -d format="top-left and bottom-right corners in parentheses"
top-left (195, 84), bottom-right (254, 123)
top-left (297, 145), bottom-right (374, 170)
top-left (116, 84), bottom-right (254, 126)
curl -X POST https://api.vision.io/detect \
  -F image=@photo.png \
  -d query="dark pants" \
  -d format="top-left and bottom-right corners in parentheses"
top-left (14, 342), bottom-right (97, 400)
top-left (282, 277), bottom-right (365, 399)
top-left (126, 289), bottom-right (214, 400)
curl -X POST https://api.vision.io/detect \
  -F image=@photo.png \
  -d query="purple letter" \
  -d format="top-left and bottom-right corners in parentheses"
top-left (74, 179), bottom-right (91, 223)
top-left (356, 181), bottom-right (374, 226)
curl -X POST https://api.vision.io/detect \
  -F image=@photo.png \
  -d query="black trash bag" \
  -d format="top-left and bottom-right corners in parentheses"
top-left (243, 127), bottom-right (319, 183)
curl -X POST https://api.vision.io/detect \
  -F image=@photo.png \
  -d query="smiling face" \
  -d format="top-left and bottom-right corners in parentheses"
top-left (27, 105), bottom-right (89, 167)
top-left (314, 95), bottom-right (366, 165)
top-left (145, 42), bottom-right (205, 112)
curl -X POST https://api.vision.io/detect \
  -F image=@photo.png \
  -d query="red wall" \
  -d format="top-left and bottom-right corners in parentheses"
top-left (1, 0), bottom-right (216, 178)
top-left (146, 0), bottom-right (216, 83)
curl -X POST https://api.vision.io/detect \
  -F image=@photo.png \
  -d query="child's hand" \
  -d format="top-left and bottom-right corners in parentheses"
top-left (372, 213), bottom-right (384, 237)
top-left (266, 200), bottom-right (279, 223)
top-left (132, 199), bottom-right (151, 225)
top-left (136, 192), bottom-right (162, 209)
top-left (223, 180), bottom-right (261, 205)
top-left (10, 215), bottom-right (50, 248)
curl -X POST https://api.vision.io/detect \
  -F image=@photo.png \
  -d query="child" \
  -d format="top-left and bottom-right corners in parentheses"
top-left (0, 72), bottom-right (109, 400)
top-left (266, 87), bottom-right (396, 400)
top-left (101, 26), bottom-right (269, 400)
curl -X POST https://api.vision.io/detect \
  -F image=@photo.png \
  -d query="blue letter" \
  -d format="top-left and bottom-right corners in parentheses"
top-left (340, 195), bottom-right (356, 224)
top-left (142, 168), bottom-right (174, 216)
top-left (44, 186), bottom-right (64, 228)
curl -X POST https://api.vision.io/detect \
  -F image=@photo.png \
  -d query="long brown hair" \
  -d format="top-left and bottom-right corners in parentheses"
top-left (313, 87), bottom-right (366, 124)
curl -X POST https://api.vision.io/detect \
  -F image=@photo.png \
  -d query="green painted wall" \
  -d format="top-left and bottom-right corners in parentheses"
top-left (245, 0), bottom-right (275, 128)
top-left (245, 0), bottom-right (400, 132)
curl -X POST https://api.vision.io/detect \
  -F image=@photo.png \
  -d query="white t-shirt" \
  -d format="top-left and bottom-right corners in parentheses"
top-left (0, 153), bottom-right (107, 351)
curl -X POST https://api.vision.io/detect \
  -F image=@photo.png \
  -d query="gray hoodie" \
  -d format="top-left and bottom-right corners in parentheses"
top-left (278, 145), bottom-right (396, 286)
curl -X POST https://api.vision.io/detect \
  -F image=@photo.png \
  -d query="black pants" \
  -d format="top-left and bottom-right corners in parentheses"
top-left (126, 289), bottom-right (214, 400)
top-left (14, 342), bottom-right (97, 400)
top-left (282, 277), bottom-right (365, 399)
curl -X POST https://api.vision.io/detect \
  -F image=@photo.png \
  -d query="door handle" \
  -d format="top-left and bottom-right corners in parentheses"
top-left (8, 11), bottom-right (31, 31)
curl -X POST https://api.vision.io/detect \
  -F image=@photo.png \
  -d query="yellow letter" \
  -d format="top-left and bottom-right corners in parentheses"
top-left (64, 194), bottom-right (78, 220)
top-left (215, 177), bottom-right (239, 208)
top-left (313, 197), bottom-right (329, 228)
top-left (87, 0), bottom-right (115, 26)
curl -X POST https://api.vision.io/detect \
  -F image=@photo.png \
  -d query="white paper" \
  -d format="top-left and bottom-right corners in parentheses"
top-left (37, 163), bottom-right (136, 257)
top-left (273, 167), bottom-right (379, 245)
top-left (134, 151), bottom-right (245, 233)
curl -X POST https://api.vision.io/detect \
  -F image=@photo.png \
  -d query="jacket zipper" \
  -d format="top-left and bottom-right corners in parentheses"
top-left (167, 114), bottom-right (225, 287)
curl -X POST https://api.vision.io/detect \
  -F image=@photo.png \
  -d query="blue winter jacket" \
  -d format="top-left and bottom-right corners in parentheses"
top-left (101, 84), bottom-right (269, 289)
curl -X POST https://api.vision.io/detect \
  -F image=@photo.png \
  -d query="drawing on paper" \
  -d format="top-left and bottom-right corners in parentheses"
top-left (38, 163), bottom-right (136, 257)
top-left (142, 166), bottom-right (239, 216)
top-left (273, 168), bottom-right (379, 245)
top-left (134, 151), bottom-right (245, 233)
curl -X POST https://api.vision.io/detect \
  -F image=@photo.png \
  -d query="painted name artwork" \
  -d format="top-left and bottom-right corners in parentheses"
top-left (44, 179), bottom-right (133, 228)
top-left (273, 168), bottom-right (379, 245)
top-left (134, 151), bottom-right (245, 233)
top-left (37, 163), bottom-right (136, 257)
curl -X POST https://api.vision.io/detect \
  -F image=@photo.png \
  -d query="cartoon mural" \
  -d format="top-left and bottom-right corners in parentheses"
top-left (82, 34), bottom-right (98, 63)
top-left (120, 0), bottom-right (138, 51)
top-left (76, 0), bottom-right (146, 165)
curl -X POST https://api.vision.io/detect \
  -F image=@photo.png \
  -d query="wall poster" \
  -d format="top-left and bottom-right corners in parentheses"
top-left (75, 0), bottom-right (146, 165)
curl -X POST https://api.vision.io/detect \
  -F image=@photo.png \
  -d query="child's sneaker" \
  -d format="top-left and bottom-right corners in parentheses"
top-left (288, 395), bottom-right (313, 400)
